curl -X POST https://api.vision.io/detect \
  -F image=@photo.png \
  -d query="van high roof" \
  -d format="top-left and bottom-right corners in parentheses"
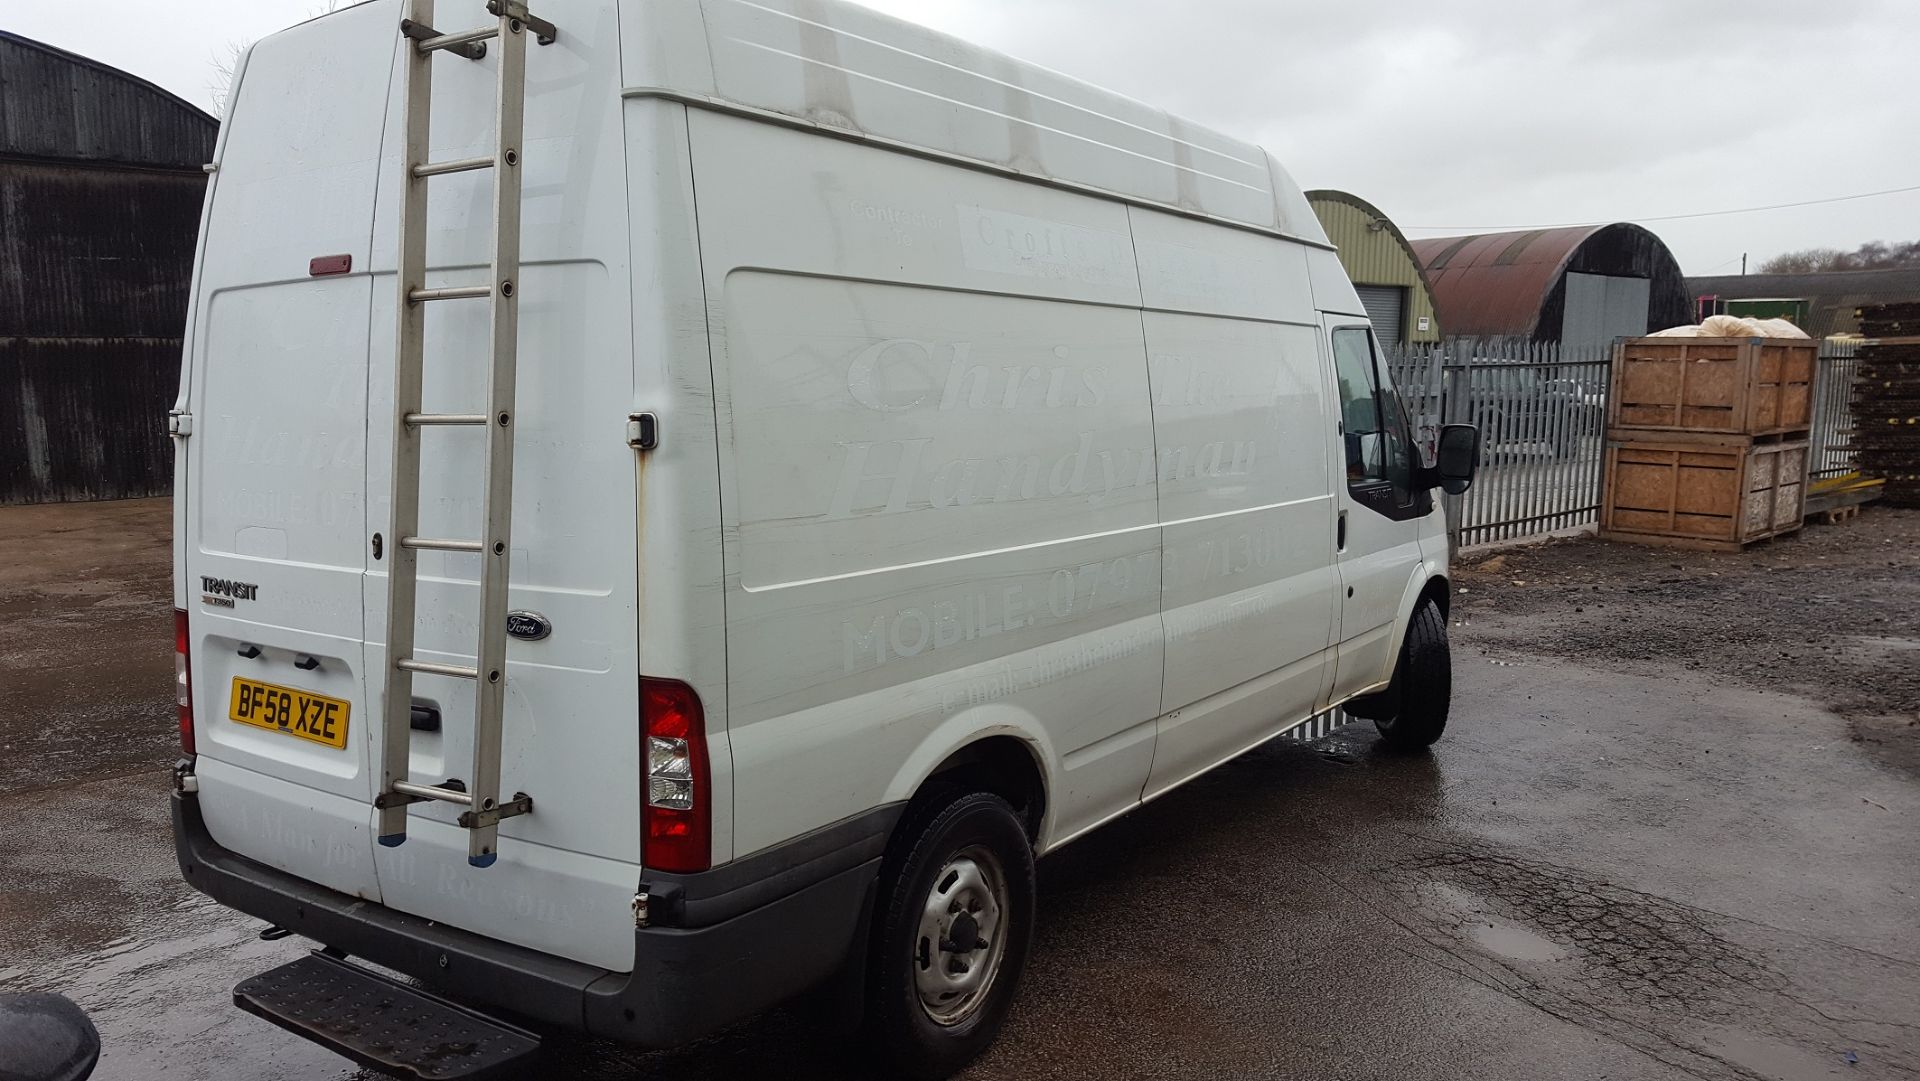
top-left (618, 0), bottom-right (1330, 247)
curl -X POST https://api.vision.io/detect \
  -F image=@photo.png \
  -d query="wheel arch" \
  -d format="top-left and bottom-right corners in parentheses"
top-left (883, 711), bottom-right (1056, 848)
top-left (1343, 570), bottom-right (1450, 721)
top-left (1419, 572), bottom-right (1451, 620)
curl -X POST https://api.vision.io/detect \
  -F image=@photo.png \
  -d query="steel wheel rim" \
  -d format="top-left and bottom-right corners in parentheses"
top-left (912, 844), bottom-right (1010, 1026)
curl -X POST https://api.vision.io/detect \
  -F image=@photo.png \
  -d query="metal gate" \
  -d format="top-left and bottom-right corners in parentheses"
top-left (1449, 340), bottom-right (1612, 546)
top-left (1387, 338), bottom-right (1611, 548)
top-left (1809, 339), bottom-right (1861, 480)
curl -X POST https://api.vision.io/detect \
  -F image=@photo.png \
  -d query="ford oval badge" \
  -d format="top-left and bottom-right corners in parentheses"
top-left (505, 611), bottom-right (552, 642)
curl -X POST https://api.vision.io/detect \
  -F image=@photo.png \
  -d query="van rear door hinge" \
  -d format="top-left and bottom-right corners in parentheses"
top-left (168, 410), bottom-right (194, 437)
top-left (632, 890), bottom-right (650, 928)
top-left (626, 412), bottom-right (658, 451)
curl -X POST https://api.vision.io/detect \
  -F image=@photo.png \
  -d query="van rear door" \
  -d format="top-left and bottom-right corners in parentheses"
top-left (187, 0), bottom-right (646, 972)
top-left (358, 0), bottom-right (644, 971)
top-left (182, 2), bottom-right (394, 903)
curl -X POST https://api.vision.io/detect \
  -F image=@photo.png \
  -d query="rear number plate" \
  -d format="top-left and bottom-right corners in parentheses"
top-left (229, 678), bottom-right (350, 749)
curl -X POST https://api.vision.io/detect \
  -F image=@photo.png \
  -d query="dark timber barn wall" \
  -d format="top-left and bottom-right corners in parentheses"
top-left (1, 31), bottom-right (215, 504)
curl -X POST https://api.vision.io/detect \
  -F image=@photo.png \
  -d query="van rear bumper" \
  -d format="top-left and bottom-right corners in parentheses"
top-left (172, 788), bottom-right (899, 1047)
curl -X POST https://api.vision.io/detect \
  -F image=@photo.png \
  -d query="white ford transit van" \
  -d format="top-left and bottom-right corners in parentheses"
top-left (169, 0), bottom-right (1478, 1076)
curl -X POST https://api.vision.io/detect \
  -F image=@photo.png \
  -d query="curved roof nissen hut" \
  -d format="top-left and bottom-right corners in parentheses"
top-left (0, 31), bottom-right (216, 504)
top-left (1410, 223), bottom-right (1691, 350)
top-left (1307, 190), bottom-right (1440, 346)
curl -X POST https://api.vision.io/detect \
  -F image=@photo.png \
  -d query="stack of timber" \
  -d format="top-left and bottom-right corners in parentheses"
top-left (1600, 336), bottom-right (1814, 551)
top-left (1853, 302), bottom-right (1920, 507)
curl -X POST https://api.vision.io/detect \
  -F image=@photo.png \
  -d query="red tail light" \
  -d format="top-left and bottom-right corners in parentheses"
top-left (641, 678), bottom-right (709, 873)
top-left (175, 608), bottom-right (195, 756)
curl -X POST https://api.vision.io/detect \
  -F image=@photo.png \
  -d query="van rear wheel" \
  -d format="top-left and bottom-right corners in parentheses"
top-left (865, 790), bottom-right (1035, 1080)
top-left (1373, 600), bottom-right (1451, 751)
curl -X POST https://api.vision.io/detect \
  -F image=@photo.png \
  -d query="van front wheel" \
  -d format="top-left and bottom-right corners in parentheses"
top-left (1373, 600), bottom-right (1451, 751)
top-left (866, 790), bottom-right (1035, 1080)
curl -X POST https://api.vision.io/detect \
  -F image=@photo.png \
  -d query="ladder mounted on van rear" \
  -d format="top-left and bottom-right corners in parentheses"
top-left (375, 0), bottom-right (557, 868)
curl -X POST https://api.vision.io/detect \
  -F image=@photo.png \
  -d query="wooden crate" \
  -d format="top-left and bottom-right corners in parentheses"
top-left (1608, 336), bottom-right (1816, 436)
top-left (1600, 433), bottom-right (1809, 551)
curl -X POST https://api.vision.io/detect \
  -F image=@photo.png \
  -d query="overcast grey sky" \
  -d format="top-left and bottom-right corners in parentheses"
top-left (7, 0), bottom-right (1915, 273)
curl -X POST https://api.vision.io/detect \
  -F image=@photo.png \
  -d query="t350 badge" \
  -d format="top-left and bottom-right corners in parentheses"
top-left (505, 611), bottom-right (552, 642)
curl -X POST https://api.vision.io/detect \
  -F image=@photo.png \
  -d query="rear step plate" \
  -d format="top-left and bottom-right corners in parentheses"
top-left (234, 952), bottom-right (540, 1079)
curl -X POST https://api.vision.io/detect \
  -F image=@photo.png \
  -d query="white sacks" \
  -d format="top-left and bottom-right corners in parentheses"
top-left (1649, 314), bottom-right (1811, 338)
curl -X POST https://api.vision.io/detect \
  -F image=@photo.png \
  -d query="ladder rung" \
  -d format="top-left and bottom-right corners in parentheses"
top-left (401, 536), bottom-right (483, 552)
top-left (405, 412), bottom-right (488, 427)
top-left (398, 18), bottom-right (488, 61)
top-left (392, 780), bottom-right (473, 806)
top-left (409, 285), bottom-right (492, 303)
top-left (413, 156), bottom-right (495, 178)
top-left (416, 25), bottom-right (499, 54)
top-left (397, 658), bottom-right (479, 680)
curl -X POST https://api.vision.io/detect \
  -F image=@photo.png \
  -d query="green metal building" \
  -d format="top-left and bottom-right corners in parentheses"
top-left (1306, 190), bottom-right (1441, 346)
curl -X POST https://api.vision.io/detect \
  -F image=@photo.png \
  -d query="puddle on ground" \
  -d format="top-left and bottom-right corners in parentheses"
top-left (1421, 879), bottom-right (1570, 962)
top-left (1468, 921), bottom-right (1569, 962)
top-left (1398, 848), bottom-right (1786, 1015)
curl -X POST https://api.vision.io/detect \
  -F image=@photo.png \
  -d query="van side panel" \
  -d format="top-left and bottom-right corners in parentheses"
top-left (1129, 210), bottom-right (1340, 797)
top-left (1307, 247), bottom-right (1368, 318)
top-left (686, 112), bottom-right (1167, 856)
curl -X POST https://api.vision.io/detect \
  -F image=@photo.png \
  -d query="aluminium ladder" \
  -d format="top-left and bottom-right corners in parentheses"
top-left (376, 0), bottom-right (557, 868)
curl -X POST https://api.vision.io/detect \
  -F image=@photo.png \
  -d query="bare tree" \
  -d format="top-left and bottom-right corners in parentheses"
top-left (1760, 240), bottom-right (1920, 274)
top-left (207, 0), bottom-right (350, 117)
top-left (208, 39), bottom-right (248, 118)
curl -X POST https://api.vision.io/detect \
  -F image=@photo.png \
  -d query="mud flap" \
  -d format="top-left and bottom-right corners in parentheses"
top-left (1342, 680), bottom-right (1400, 721)
top-left (233, 952), bottom-right (540, 1079)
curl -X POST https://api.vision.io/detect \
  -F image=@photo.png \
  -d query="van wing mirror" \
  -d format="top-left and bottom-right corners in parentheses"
top-left (1435, 423), bottom-right (1479, 495)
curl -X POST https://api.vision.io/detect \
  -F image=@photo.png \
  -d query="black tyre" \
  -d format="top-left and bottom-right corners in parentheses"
top-left (1374, 600), bottom-right (1451, 751)
top-left (864, 790), bottom-right (1036, 1081)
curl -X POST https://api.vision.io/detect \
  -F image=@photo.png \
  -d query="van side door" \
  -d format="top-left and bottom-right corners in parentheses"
top-left (1326, 321), bottom-right (1430, 702)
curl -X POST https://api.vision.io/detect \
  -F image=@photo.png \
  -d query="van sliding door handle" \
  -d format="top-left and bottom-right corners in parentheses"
top-left (1337, 510), bottom-right (1348, 550)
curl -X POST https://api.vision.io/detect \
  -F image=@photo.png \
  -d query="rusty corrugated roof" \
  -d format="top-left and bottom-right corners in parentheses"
top-left (1409, 222), bottom-right (1692, 340)
top-left (1409, 225), bottom-right (1608, 338)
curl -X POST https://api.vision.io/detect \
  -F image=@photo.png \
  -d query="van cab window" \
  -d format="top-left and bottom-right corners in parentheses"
top-left (1333, 329), bottom-right (1385, 482)
top-left (1331, 327), bottom-right (1417, 511)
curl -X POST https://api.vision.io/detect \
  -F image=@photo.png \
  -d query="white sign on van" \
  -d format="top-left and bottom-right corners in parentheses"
top-left (957, 205), bottom-right (1131, 286)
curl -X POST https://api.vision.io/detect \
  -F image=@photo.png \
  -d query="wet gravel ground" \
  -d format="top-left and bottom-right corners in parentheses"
top-left (2, 499), bottom-right (1915, 1081)
top-left (0, 499), bottom-right (175, 793)
top-left (1453, 507), bottom-right (1920, 776)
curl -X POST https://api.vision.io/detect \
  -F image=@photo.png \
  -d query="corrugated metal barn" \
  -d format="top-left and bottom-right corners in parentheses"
top-left (1306, 190), bottom-right (1441, 346)
top-left (1410, 223), bottom-right (1692, 351)
top-left (1, 31), bottom-right (215, 504)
